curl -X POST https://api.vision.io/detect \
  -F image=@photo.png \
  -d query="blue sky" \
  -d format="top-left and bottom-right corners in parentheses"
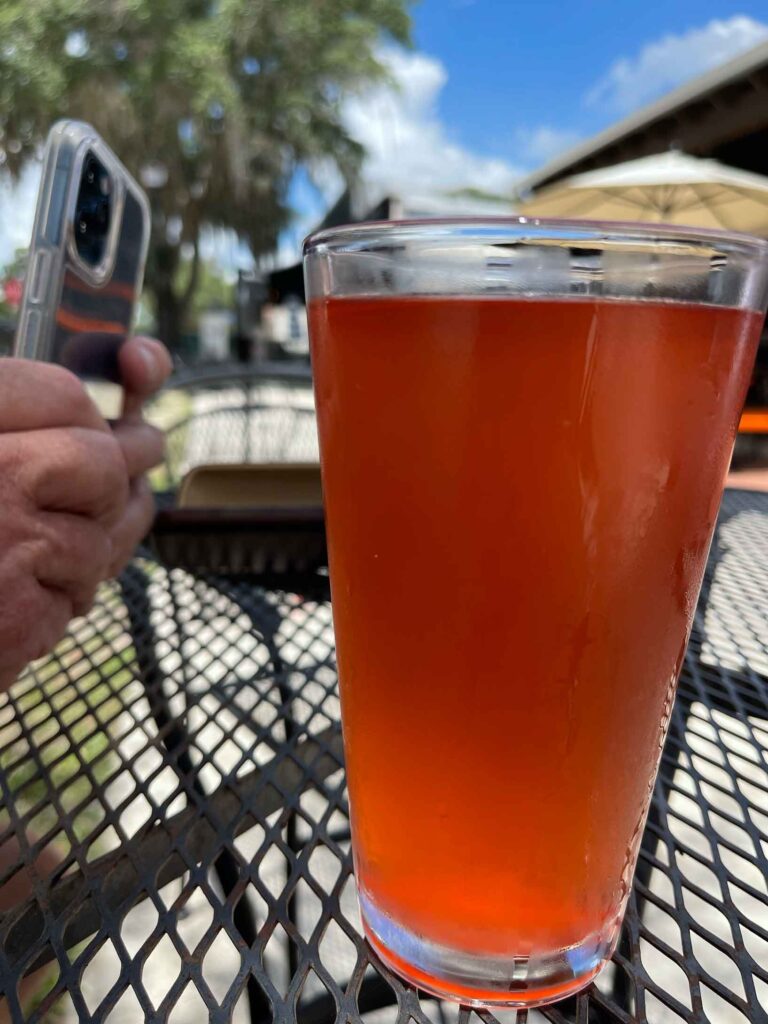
top-left (3, 4), bottom-right (768, 271)
top-left (409, 1), bottom-right (768, 167)
top-left (281, 4), bottom-right (768, 261)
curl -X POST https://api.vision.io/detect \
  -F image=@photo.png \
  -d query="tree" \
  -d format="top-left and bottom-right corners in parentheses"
top-left (0, 0), bottom-right (411, 347)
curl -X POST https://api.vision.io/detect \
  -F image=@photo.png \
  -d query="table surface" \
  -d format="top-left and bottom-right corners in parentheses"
top-left (0, 488), bottom-right (767, 1024)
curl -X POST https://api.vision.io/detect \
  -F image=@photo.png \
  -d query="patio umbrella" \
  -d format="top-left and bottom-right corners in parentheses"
top-left (518, 151), bottom-right (768, 235)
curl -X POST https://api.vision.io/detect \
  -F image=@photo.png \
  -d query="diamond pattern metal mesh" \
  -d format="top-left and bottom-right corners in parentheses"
top-left (0, 488), bottom-right (766, 1024)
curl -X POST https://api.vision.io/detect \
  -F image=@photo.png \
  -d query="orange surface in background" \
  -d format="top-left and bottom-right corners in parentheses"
top-left (310, 295), bottom-right (760, 959)
top-left (738, 408), bottom-right (768, 433)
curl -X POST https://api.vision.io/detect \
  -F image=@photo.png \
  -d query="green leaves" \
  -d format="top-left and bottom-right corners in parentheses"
top-left (0, 0), bottom-right (413, 344)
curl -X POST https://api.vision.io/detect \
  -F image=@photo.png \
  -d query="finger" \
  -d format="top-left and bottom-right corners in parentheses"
top-left (108, 477), bottom-right (156, 576)
top-left (30, 585), bottom-right (74, 662)
top-left (71, 585), bottom-right (100, 620)
top-left (111, 420), bottom-right (166, 477)
top-left (1, 578), bottom-right (74, 670)
top-left (119, 337), bottom-right (172, 416)
top-left (0, 360), bottom-right (108, 433)
top-left (16, 428), bottom-right (129, 525)
top-left (34, 511), bottom-right (113, 597)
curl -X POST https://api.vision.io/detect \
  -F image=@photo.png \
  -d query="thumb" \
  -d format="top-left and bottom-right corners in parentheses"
top-left (119, 336), bottom-right (172, 416)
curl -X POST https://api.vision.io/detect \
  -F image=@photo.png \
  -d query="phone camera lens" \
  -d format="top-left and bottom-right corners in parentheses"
top-left (74, 153), bottom-right (113, 267)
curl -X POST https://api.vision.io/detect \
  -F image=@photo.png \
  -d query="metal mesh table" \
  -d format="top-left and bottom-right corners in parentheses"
top-left (0, 488), bottom-right (767, 1024)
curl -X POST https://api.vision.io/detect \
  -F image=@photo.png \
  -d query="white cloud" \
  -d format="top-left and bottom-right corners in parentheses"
top-left (514, 125), bottom-right (580, 165)
top-left (275, 48), bottom-right (525, 265)
top-left (586, 15), bottom-right (768, 114)
top-left (341, 47), bottom-right (521, 198)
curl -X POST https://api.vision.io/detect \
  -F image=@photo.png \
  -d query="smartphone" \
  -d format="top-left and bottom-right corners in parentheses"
top-left (14, 120), bottom-right (150, 389)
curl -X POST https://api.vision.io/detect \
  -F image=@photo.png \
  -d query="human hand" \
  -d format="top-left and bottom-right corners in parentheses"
top-left (0, 338), bottom-right (171, 686)
top-left (109, 336), bottom-right (173, 573)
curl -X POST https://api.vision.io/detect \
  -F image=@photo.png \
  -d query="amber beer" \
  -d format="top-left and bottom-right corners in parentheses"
top-left (304, 222), bottom-right (768, 1007)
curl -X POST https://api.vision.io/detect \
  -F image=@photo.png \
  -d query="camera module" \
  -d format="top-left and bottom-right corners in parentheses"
top-left (73, 153), bottom-right (113, 267)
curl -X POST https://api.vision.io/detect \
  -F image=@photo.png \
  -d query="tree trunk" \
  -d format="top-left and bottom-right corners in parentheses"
top-left (152, 284), bottom-right (184, 353)
top-left (149, 237), bottom-right (201, 356)
top-left (149, 242), bottom-right (183, 353)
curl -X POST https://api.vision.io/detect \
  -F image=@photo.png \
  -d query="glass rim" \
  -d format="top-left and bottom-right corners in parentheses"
top-left (303, 215), bottom-right (768, 261)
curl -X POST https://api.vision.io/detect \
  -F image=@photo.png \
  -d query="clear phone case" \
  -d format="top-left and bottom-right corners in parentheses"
top-left (14, 120), bottom-right (150, 383)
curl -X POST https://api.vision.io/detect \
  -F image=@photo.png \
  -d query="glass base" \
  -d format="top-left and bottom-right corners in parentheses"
top-left (360, 888), bottom-right (619, 1009)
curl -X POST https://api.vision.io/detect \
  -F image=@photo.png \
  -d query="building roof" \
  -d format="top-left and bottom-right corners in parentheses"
top-left (518, 40), bottom-right (768, 194)
top-left (313, 184), bottom-right (513, 232)
top-left (269, 185), bottom-right (515, 300)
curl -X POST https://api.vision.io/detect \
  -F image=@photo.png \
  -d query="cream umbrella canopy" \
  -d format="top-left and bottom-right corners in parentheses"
top-left (518, 151), bottom-right (768, 235)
